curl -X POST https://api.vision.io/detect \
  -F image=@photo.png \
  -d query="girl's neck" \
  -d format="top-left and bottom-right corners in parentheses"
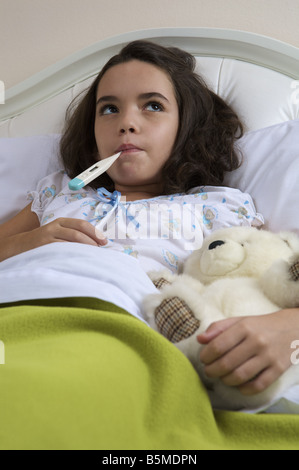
top-left (121, 192), bottom-right (158, 202)
top-left (115, 183), bottom-right (164, 201)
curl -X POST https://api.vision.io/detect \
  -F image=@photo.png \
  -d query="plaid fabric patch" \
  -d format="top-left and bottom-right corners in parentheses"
top-left (290, 261), bottom-right (299, 281)
top-left (155, 296), bottom-right (200, 343)
top-left (153, 277), bottom-right (171, 290)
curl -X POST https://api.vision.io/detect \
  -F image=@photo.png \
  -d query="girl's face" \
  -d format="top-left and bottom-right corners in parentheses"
top-left (94, 60), bottom-right (179, 196)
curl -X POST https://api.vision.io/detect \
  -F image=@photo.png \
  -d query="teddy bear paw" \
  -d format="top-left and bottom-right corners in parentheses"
top-left (147, 270), bottom-right (178, 289)
top-left (289, 256), bottom-right (299, 282)
top-left (154, 296), bottom-right (201, 343)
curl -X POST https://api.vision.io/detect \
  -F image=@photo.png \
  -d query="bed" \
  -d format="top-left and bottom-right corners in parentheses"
top-left (0, 28), bottom-right (299, 450)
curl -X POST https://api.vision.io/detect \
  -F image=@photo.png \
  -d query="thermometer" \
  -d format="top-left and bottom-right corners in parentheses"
top-left (68, 152), bottom-right (121, 191)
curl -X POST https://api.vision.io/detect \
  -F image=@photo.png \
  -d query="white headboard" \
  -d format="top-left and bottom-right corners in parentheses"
top-left (0, 28), bottom-right (299, 138)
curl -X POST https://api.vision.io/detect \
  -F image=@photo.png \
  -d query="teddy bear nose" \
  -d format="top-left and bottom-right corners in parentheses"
top-left (208, 240), bottom-right (226, 250)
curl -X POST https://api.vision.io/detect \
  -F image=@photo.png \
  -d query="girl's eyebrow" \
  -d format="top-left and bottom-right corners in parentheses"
top-left (139, 92), bottom-right (170, 103)
top-left (96, 95), bottom-right (119, 106)
top-left (96, 92), bottom-right (169, 107)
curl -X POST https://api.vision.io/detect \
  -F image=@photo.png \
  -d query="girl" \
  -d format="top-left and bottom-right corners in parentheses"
top-left (0, 40), bottom-right (298, 403)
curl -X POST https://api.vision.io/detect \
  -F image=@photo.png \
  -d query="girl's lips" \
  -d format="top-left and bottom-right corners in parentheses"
top-left (116, 144), bottom-right (143, 154)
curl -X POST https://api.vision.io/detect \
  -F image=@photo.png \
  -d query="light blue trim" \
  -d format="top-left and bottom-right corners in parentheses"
top-left (68, 178), bottom-right (84, 191)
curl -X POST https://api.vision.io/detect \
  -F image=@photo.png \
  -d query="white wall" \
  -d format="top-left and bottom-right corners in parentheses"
top-left (1, 0), bottom-right (299, 89)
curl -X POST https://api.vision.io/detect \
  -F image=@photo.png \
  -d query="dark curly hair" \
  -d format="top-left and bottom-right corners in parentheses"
top-left (60, 40), bottom-right (243, 194)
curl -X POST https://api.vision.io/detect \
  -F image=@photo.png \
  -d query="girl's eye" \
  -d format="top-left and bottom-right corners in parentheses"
top-left (100, 105), bottom-right (118, 115)
top-left (144, 101), bottom-right (164, 112)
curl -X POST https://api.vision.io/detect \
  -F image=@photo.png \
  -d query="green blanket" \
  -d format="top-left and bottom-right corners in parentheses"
top-left (0, 297), bottom-right (299, 450)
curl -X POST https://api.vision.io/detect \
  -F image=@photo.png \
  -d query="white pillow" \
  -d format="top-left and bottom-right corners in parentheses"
top-left (0, 121), bottom-right (298, 233)
top-left (0, 134), bottom-right (61, 223)
top-left (225, 119), bottom-right (299, 234)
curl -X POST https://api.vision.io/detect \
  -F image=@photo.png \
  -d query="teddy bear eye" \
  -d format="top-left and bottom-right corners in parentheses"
top-left (208, 240), bottom-right (225, 250)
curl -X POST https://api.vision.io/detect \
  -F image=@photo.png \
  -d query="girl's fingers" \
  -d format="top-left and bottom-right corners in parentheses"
top-left (203, 337), bottom-right (253, 380)
top-left (237, 366), bottom-right (281, 396)
top-left (199, 319), bottom-right (246, 366)
top-left (219, 354), bottom-right (267, 387)
top-left (198, 312), bottom-right (295, 394)
top-left (197, 317), bottom-right (243, 344)
top-left (44, 218), bottom-right (107, 246)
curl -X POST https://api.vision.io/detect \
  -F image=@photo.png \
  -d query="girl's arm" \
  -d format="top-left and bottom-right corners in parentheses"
top-left (0, 203), bottom-right (107, 262)
top-left (197, 309), bottom-right (299, 395)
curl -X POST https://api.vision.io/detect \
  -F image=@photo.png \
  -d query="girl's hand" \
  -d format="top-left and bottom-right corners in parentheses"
top-left (22, 217), bottom-right (107, 251)
top-left (0, 207), bottom-right (107, 262)
top-left (197, 309), bottom-right (299, 395)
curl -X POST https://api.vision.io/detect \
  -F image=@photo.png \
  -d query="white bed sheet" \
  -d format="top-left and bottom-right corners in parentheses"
top-left (0, 242), bottom-right (157, 323)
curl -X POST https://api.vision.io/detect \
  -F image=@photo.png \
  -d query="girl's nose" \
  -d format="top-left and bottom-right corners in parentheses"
top-left (120, 127), bottom-right (135, 134)
top-left (119, 109), bottom-right (140, 135)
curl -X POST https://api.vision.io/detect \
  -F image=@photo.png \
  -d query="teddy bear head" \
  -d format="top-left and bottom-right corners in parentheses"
top-left (183, 226), bottom-right (299, 284)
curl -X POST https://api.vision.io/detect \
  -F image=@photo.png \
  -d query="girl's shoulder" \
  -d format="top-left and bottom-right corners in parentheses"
top-left (122, 185), bottom-right (255, 206)
top-left (32, 170), bottom-right (97, 198)
top-left (28, 170), bottom-right (97, 220)
top-left (187, 185), bottom-right (248, 197)
top-left (158, 185), bottom-right (254, 203)
top-left (188, 185), bottom-right (264, 229)
top-left (186, 185), bottom-right (256, 205)
top-left (30, 169), bottom-right (69, 195)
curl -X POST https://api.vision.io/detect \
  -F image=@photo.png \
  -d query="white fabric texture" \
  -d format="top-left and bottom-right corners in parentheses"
top-left (0, 168), bottom-right (263, 323)
top-left (0, 243), bottom-right (157, 323)
top-left (225, 119), bottom-right (299, 233)
top-left (0, 134), bottom-right (61, 223)
top-left (28, 170), bottom-right (263, 274)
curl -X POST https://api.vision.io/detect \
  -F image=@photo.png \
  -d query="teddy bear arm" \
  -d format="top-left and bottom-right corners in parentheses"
top-left (148, 273), bottom-right (202, 343)
top-left (147, 270), bottom-right (179, 288)
top-left (261, 255), bottom-right (299, 309)
top-left (152, 277), bottom-right (171, 290)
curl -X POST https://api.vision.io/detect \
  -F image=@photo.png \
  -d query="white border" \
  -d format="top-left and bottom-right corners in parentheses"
top-left (1, 27), bottom-right (299, 121)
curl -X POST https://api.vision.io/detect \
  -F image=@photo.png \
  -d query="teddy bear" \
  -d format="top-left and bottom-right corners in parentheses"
top-left (143, 226), bottom-right (299, 412)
